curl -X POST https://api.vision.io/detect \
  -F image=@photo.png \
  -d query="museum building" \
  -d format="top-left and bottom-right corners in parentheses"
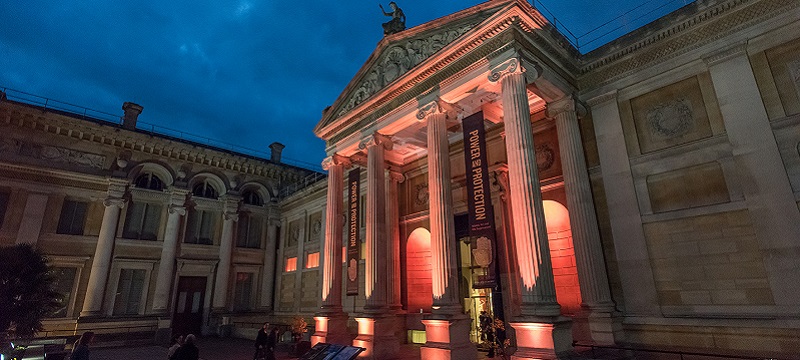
top-left (2, 0), bottom-right (800, 359)
top-left (0, 93), bottom-right (328, 343)
top-left (309, 0), bottom-right (800, 359)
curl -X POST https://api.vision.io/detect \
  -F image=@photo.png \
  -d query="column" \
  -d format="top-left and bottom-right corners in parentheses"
top-left (706, 45), bottom-right (800, 310)
top-left (353, 133), bottom-right (399, 359)
top-left (152, 189), bottom-right (189, 314)
top-left (260, 218), bottom-right (280, 310)
top-left (80, 178), bottom-right (127, 317)
top-left (213, 195), bottom-right (240, 310)
top-left (313, 155), bottom-right (351, 346)
top-left (489, 57), bottom-right (571, 359)
top-left (417, 101), bottom-right (476, 360)
top-left (550, 96), bottom-right (620, 344)
top-left (387, 171), bottom-right (404, 311)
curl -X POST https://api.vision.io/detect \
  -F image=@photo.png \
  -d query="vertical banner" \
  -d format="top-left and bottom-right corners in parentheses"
top-left (462, 111), bottom-right (498, 289)
top-left (346, 169), bottom-right (361, 296)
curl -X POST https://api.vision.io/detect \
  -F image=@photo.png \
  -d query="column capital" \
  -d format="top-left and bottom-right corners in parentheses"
top-left (267, 218), bottom-right (282, 227)
top-left (359, 132), bottom-right (393, 151)
top-left (168, 203), bottom-right (187, 216)
top-left (416, 97), bottom-right (464, 122)
top-left (488, 57), bottom-right (524, 83)
top-left (703, 42), bottom-right (748, 67)
top-left (103, 197), bottom-right (126, 208)
top-left (221, 194), bottom-right (241, 220)
top-left (389, 170), bottom-right (405, 183)
top-left (547, 96), bottom-right (587, 119)
top-left (322, 154), bottom-right (351, 170)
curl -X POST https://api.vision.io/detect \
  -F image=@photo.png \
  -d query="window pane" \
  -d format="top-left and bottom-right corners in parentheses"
top-left (114, 269), bottom-right (146, 315)
top-left (233, 272), bottom-right (253, 311)
top-left (0, 191), bottom-right (9, 229)
top-left (123, 202), bottom-right (145, 239)
top-left (306, 252), bottom-right (320, 269)
top-left (248, 217), bottom-right (262, 248)
top-left (285, 257), bottom-right (297, 272)
top-left (191, 292), bottom-right (201, 313)
top-left (236, 215), bottom-right (249, 248)
top-left (177, 292), bottom-right (187, 314)
top-left (141, 204), bottom-right (161, 240)
top-left (48, 267), bottom-right (77, 317)
top-left (199, 211), bottom-right (215, 245)
top-left (57, 200), bottom-right (87, 235)
top-left (184, 210), bottom-right (199, 244)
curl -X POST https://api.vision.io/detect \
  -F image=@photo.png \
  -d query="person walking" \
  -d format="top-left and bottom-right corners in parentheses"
top-left (70, 331), bottom-right (94, 360)
top-left (253, 322), bottom-right (270, 360)
top-left (172, 334), bottom-right (199, 360)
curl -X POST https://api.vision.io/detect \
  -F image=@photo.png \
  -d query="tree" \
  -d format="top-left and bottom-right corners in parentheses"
top-left (0, 244), bottom-right (61, 342)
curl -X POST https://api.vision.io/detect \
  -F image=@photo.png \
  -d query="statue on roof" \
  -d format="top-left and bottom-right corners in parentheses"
top-left (379, 2), bottom-right (406, 36)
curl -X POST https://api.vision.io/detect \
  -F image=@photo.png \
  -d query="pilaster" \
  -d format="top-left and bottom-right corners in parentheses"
top-left (213, 194), bottom-right (240, 311)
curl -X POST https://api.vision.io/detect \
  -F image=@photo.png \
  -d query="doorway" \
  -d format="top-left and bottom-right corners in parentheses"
top-left (172, 276), bottom-right (207, 336)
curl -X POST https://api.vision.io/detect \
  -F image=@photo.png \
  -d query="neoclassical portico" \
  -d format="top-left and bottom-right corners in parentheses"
top-left (313, 1), bottom-right (618, 358)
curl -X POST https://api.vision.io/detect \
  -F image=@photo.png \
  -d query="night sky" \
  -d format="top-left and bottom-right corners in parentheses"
top-left (0, 0), bottom-right (690, 170)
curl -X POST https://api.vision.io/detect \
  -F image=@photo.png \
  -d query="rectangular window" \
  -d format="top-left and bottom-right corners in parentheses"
top-left (233, 272), bottom-right (253, 311)
top-left (285, 257), bottom-right (297, 272)
top-left (113, 268), bottom-right (147, 315)
top-left (57, 200), bottom-right (88, 235)
top-left (48, 267), bottom-right (77, 318)
top-left (0, 191), bottom-right (10, 229)
top-left (236, 214), bottom-right (263, 249)
top-left (122, 202), bottom-right (161, 240)
top-left (185, 210), bottom-right (217, 245)
top-left (306, 252), bottom-right (320, 269)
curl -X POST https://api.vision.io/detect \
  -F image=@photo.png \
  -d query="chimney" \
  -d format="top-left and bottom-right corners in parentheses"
top-left (269, 142), bottom-right (285, 163)
top-left (122, 102), bottom-right (143, 130)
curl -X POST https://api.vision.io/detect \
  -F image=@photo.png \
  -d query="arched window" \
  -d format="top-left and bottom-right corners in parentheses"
top-left (134, 173), bottom-right (163, 191)
top-left (192, 181), bottom-right (218, 199)
top-left (241, 190), bottom-right (263, 206)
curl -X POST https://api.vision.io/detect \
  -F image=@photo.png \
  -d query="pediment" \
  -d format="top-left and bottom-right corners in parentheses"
top-left (316, 1), bottom-right (513, 132)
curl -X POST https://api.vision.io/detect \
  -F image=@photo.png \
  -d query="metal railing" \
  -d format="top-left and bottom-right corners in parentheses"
top-left (279, 171), bottom-right (327, 198)
top-left (573, 342), bottom-right (785, 360)
top-left (0, 86), bottom-right (323, 172)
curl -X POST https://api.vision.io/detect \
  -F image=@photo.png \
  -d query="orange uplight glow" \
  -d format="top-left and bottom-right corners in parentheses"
top-left (543, 200), bottom-right (582, 313)
top-left (406, 228), bottom-right (433, 313)
top-left (285, 257), bottom-right (297, 272)
top-left (306, 252), bottom-right (320, 268)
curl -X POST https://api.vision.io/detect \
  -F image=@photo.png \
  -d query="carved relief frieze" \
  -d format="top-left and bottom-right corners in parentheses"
top-left (646, 98), bottom-right (694, 138)
top-left (414, 183), bottom-right (429, 206)
top-left (2, 138), bottom-right (106, 169)
top-left (335, 21), bottom-right (481, 118)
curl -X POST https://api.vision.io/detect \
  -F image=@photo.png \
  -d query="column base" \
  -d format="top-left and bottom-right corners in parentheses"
top-left (509, 317), bottom-right (573, 360)
top-left (587, 310), bottom-right (623, 345)
top-left (353, 314), bottom-right (401, 359)
top-left (312, 313), bottom-right (351, 346)
top-left (154, 318), bottom-right (173, 345)
top-left (420, 314), bottom-right (476, 360)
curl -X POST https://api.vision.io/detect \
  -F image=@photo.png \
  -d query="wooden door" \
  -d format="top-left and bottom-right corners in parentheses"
top-left (172, 276), bottom-right (206, 336)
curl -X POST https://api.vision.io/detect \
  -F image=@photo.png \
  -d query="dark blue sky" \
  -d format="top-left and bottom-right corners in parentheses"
top-left (0, 0), bottom-right (690, 170)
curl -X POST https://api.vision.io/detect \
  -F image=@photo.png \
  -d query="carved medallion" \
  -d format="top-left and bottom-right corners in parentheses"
top-left (535, 144), bottom-right (555, 172)
top-left (312, 219), bottom-right (322, 236)
top-left (646, 98), bottom-right (694, 138)
top-left (415, 183), bottom-right (429, 206)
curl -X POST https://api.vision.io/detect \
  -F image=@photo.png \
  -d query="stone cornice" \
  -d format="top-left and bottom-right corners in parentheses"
top-left (579, 0), bottom-right (799, 88)
top-left (0, 101), bottom-right (313, 183)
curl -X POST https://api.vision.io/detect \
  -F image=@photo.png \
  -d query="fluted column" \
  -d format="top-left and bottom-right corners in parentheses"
top-left (490, 57), bottom-right (571, 358)
top-left (313, 155), bottom-right (352, 346)
top-left (549, 97), bottom-right (614, 310)
top-left (360, 134), bottom-right (392, 311)
top-left (80, 178), bottom-right (128, 317)
top-left (152, 189), bottom-right (189, 314)
top-left (490, 58), bottom-right (559, 315)
top-left (260, 218), bottom-right (280, 310)
top-left (387, 171), bottom-right (404, 310)
top-left (417, 100), bottom-right (476, 360)
top-left (213, 195), bottom-right (240, 310)
top-left (353, 134), bottom-right (400, 359)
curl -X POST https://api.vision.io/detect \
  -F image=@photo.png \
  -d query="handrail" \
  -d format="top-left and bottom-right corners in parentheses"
top-left (0, 86), bottom-right (323, 172)
top-left (573, 341), bottom-right (785, 360)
